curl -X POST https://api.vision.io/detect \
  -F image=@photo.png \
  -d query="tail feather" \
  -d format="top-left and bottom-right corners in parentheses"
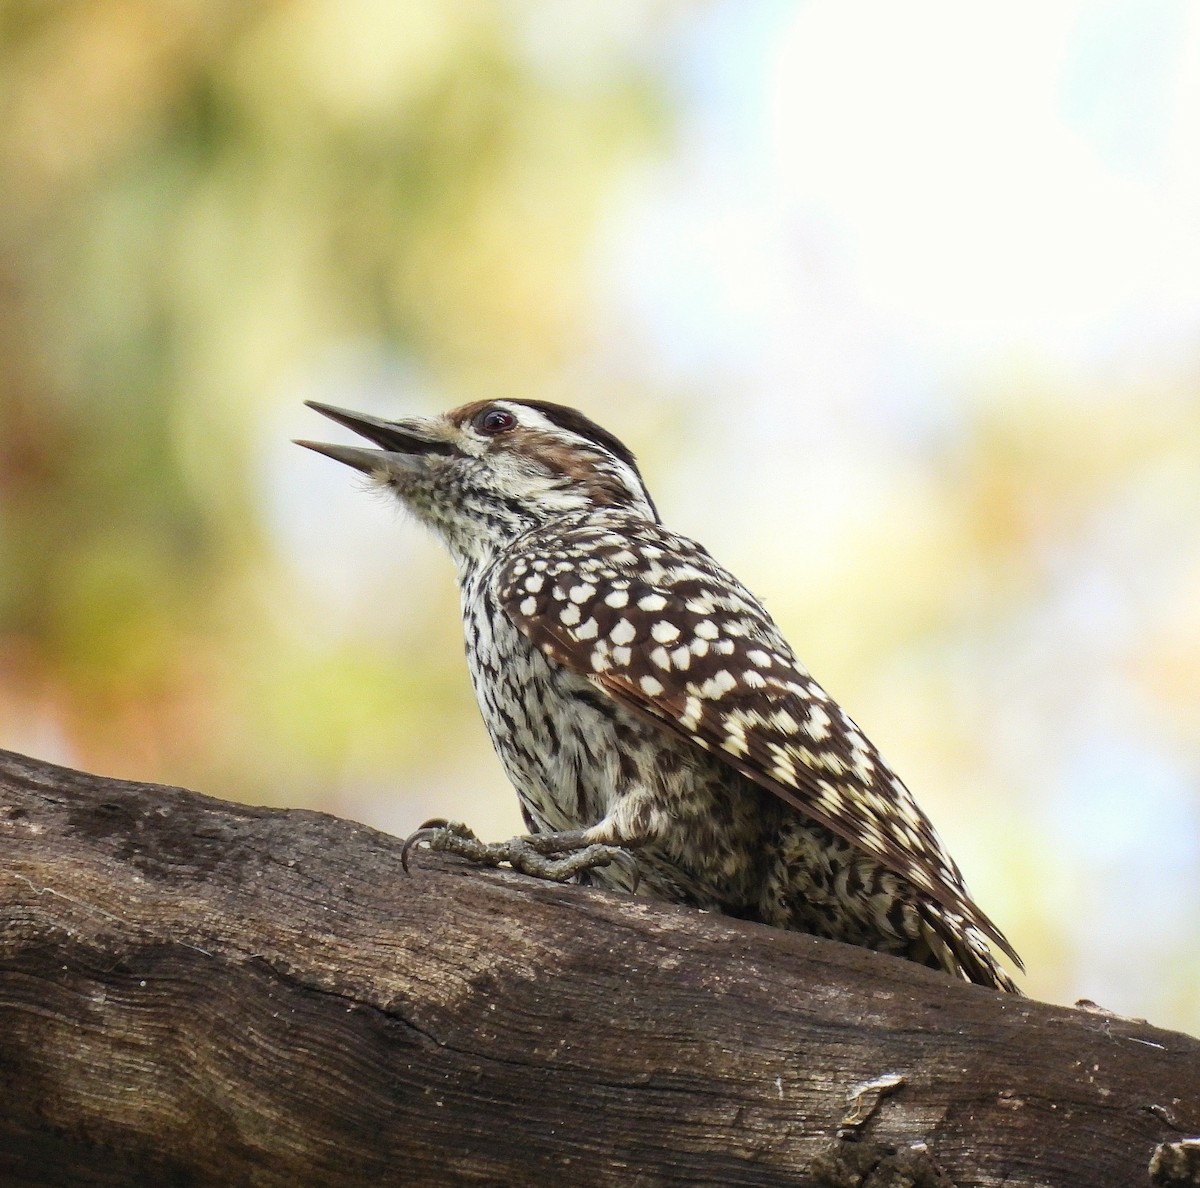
top-left (920, 905), bottom-right (1022, 994)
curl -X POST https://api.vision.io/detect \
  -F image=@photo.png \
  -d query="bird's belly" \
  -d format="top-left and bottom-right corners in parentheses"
top-left (467, 620), bottom-right (622, 833)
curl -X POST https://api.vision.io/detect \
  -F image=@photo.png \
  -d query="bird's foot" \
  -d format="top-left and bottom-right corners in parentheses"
top-left (402, 819), bottom-right (639, 889)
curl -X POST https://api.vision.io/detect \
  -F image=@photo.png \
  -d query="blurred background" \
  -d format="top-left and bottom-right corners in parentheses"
top-left (1, 0), bottom-right (1198, 1030)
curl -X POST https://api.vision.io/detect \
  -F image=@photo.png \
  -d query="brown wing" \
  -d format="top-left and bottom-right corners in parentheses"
top-left (495, 516), bottom-right (1020, 967)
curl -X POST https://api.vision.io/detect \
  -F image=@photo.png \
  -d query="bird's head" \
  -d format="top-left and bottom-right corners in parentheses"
top-left (296, 399), bottom-right (658, 567)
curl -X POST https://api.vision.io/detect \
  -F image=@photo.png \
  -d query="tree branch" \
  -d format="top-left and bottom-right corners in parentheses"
top-left (1, 749), bottom-right (1196, 1187)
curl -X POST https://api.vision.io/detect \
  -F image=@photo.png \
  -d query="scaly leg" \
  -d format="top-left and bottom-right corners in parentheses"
top-left (401, 819), bottom-right (640, 889)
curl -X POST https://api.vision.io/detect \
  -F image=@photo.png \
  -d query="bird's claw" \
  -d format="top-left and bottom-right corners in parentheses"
top-left (504, 837), bottom-right (638, 887)
top-left (401, 820), bottom-right (639, 891)
top-left (401, 819), bottom-right (476, 873)
top-left (585, 844), bottom-right (641, 894)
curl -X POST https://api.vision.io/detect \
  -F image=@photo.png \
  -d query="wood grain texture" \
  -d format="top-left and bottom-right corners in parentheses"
top-left (0, 748), bottom-right (1196, 1187)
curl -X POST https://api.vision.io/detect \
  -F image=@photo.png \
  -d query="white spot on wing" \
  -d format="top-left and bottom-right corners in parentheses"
top-left (697, 670), bottom-right (736, 698)
top-left (818, 784), bottom-right (843, 809)
top-left (679, 695), bottom-right (703, 731)
top-left (771, 753), bottom-right (797, 782)
top-left (770, 709), bottom-right (800, 734)
top-left (805, 704), bottom-right (832, 740)
top-left (609, 619), bottom-right (637, 646)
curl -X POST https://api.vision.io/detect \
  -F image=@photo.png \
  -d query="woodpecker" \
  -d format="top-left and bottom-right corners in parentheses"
top-left (297, 399), bottom-right (1021, 991)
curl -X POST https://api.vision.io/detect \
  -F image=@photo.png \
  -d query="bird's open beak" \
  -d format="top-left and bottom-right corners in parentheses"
top-left (294, 401), bottom-right (454, 475)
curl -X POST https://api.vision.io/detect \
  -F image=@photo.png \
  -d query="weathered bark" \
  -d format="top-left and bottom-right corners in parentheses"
top-left (0, 748), bottom-right (1196, 1187)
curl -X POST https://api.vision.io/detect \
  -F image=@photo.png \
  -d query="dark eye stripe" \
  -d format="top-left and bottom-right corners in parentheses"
top-left (517, 400), bottom-right (642, 476)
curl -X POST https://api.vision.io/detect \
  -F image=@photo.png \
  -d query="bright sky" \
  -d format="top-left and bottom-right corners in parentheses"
top-left (609, 0), bottom-right (1200, 382)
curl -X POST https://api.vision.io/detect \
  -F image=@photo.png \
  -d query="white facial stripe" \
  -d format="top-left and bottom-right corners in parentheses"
top-left (484, 402), bottom-right (654, 520)
top-left (505, 404), bottom-right (558, 434)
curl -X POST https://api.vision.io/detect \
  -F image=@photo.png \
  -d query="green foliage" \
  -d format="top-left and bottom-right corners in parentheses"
top-left (0, 0), bottom-right (662, 798)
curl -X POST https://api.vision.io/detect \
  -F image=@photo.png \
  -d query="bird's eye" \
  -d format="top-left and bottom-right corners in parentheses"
top-left (475, 407), bottom-right (517, 436)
